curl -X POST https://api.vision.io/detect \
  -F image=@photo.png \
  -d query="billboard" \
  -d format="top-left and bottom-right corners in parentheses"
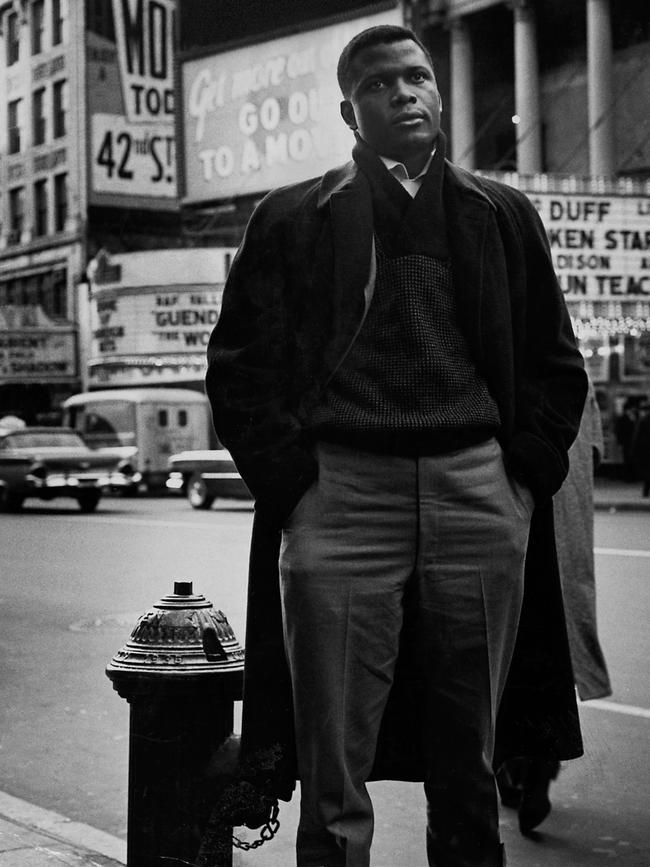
top-left (181, 6), bottom-right (402, 203)
top-left (87, 0), bottom-right (177, 203)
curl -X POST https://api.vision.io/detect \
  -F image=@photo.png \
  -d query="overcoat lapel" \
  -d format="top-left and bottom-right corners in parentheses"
top-left (443, 164), bottom-right (495, 369)
top-left (317, 166), bottom-right (375, 381)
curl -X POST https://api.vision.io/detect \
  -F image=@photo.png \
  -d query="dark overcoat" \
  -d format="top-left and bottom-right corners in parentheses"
top-left (205, 152), bottom-right (588, 801)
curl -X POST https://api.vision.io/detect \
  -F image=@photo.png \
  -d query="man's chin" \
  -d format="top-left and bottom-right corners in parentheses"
top-left (393, 132), bottom-right (437, 157)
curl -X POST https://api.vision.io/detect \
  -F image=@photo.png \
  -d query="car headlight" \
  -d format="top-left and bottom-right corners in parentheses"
top-left (118, 461), bottom-right (135, 477)
top-left (28, 462), bottom-right (47, 480)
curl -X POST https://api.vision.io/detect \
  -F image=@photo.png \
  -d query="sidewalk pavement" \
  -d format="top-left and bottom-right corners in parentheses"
top-left (0, 791), bottom-right (126, 866)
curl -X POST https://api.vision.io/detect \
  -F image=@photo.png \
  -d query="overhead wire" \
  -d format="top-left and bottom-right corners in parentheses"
top-left (555, 52), bottom-right (650, 173)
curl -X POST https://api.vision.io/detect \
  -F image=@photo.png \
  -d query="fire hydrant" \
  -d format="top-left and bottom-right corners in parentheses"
top-left (106, 581), bottom-right (244, 867)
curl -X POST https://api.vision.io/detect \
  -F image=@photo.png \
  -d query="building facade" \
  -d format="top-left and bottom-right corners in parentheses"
top-left (0, 0), bottom-right (181, 422)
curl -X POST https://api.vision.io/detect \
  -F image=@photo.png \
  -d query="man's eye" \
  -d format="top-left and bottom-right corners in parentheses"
top-left (411, 71), bottom-right (427, 83)
top-left (368, 79), bottom-right (385, 91)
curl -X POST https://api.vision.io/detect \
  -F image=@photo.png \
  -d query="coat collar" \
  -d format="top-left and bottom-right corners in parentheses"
top-left (316, 159), bottom-right (365, 209)
top-left (316, 135), bottom-right (497, 213)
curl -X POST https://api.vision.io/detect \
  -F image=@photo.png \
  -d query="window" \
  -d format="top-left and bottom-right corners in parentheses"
top-left (86, 0), bottom-right (115, 40)
top-left (6, 11), bottom-right (20, 65)
top-left (158, 409), bottom-right (168, 427)
top-left (34, 179), bottom-right (48, 236)
top-left (49, 268), bottom-right (67, 317)
top-left (32, 87), bottom-right (46, 145)
top-left (8, 99), bottom-right (22, 154)
top-left (9, 187), bottom-right (25, 244)
top-left (178, 409), bottom-right (188, 427)
top-left (2, 280), bottom-right (16, 304)
top-left (22, 273), bottom-right (39, 305)
top-left (0, 269), bottom-right (68, 318)
top-left (31, 0), bottom-right (45, 55)
top-left (53, 80), bottom-right (68, 138)
top-left (52, 0), bottom-right (68, 45)
top-left (54, 172), bottom-right (68, 231)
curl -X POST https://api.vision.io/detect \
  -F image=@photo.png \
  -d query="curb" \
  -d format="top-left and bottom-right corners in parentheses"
top-left (0, 790), bottom-right (127, 864)
top-left (594, 501), bottom-right (650, 512)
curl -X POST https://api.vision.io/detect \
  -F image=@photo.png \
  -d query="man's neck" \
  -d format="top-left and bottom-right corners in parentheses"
top-left (382, 142), bottom-right (438, 178)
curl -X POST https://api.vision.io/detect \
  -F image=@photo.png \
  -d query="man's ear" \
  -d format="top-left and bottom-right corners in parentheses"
top-left (340, 100), bottom-right (357, 130)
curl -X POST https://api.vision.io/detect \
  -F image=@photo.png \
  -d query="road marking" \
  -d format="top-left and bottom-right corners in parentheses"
top-left (89, 516), bottom-right (221, 530)
top-left (38, 514), bottom-right (251, 531)
top-left (582, 699), bottom-right (650, 720)
top-left (594, 546), bottom-right (650, 558)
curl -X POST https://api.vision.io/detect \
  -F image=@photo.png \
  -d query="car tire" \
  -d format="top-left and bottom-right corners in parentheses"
top-left (77, 490), bottom-right (101, 513)
top-left (187, 473), bottom-right (215, 510)
top-left (1, 487), bottom-right (24, 512)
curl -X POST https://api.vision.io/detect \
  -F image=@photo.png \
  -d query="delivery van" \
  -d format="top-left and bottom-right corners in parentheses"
top-left (62, 388), bottom-right (212, 489)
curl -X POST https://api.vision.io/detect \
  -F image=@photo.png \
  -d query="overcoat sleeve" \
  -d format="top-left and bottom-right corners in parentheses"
top-left (205, 195), bottom-right (318, 525)
top-left (496, 187), bottom-right (588, 503)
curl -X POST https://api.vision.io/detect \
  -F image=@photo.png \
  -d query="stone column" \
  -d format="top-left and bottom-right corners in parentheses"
top-left (450, 17), bottom-right (476, 170)
top-left (587, 0), bottom-right (615, 175)
top-left (513, 0), bottom-right (542, 173)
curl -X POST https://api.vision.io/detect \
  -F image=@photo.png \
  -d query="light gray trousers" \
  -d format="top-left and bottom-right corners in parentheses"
top-left (279, 438), bottom-right (533, 867)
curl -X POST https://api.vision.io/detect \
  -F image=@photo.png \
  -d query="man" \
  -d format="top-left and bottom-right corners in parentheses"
top-left (206, 25), bottom-right (587, 867)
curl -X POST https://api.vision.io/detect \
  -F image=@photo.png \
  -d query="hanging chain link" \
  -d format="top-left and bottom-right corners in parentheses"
top-left (232, 800), bottom-right (280, 850)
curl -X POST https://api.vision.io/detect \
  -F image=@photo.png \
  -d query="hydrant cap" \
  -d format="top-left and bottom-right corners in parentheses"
top-left (106, 581), bottom-right (244, 687)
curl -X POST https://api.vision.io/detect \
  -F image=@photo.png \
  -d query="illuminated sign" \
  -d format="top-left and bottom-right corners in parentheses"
top-left (90, 289), bottom-right (224, 357)
top-left (87, 0), bottom-right (177, 201)
top-left (0, 322), bottom-right (77, 381)
top-left (181, 7), bottom-right (402, 202)
top-left (92, 114), bottom-right (175, 196)
top-left (530, 194), bottom-right (650, 298)
top-left (87, 249), bottom-right (237, 385)
top-left (113, 0), bottom-right (175, 123)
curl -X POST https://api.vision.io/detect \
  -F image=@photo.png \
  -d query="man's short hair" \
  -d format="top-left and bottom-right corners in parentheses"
top-left (337, 25), bottom-right (434, 98)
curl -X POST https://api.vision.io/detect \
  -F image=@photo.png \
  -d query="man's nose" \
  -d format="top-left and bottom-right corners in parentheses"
top-left (390, 79), bottom-right (416, 104)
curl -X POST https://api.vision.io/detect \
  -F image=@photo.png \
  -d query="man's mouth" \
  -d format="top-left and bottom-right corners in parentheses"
top-left (392, 113), bottom-right (425, 126)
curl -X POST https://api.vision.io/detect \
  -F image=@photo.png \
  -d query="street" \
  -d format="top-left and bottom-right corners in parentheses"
top-left (0, 495), bottom-right (649, 866)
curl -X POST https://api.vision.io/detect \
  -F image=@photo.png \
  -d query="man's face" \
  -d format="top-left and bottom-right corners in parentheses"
top-left (340, 39), bottom-right (441, 172)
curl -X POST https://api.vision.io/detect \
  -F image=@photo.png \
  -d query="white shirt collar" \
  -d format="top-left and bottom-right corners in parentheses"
top-left (378, 150), bottom-right (435, 197)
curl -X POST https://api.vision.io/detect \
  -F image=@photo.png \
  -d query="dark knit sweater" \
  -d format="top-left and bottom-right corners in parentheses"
top-left (309, 139), bottom-right (501, 455)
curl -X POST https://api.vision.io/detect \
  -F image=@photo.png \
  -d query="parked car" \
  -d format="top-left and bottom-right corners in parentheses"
top-left (0, 427), bottom-right (139, 512)
top-left (166, 449), bottom-right (251, 509)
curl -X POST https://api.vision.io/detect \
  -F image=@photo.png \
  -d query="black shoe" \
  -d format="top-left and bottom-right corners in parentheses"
top-left (496, 762), bottom-right (523, 809)
top-left (518, 759), bottom-right (560, 835)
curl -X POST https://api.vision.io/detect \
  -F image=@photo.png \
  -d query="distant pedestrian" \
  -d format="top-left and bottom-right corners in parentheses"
top-left (631, 400), bottom-right (650, 497)
top-left (497, 376), bottom-right (612, 833)
top-left (614, 399), bottom-right (638, 480)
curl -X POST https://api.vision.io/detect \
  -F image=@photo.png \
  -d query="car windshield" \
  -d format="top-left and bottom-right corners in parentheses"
top-left (4, 431), bottom-right (86, 449)
top-left (67, 402), bottom-right (136, 448)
